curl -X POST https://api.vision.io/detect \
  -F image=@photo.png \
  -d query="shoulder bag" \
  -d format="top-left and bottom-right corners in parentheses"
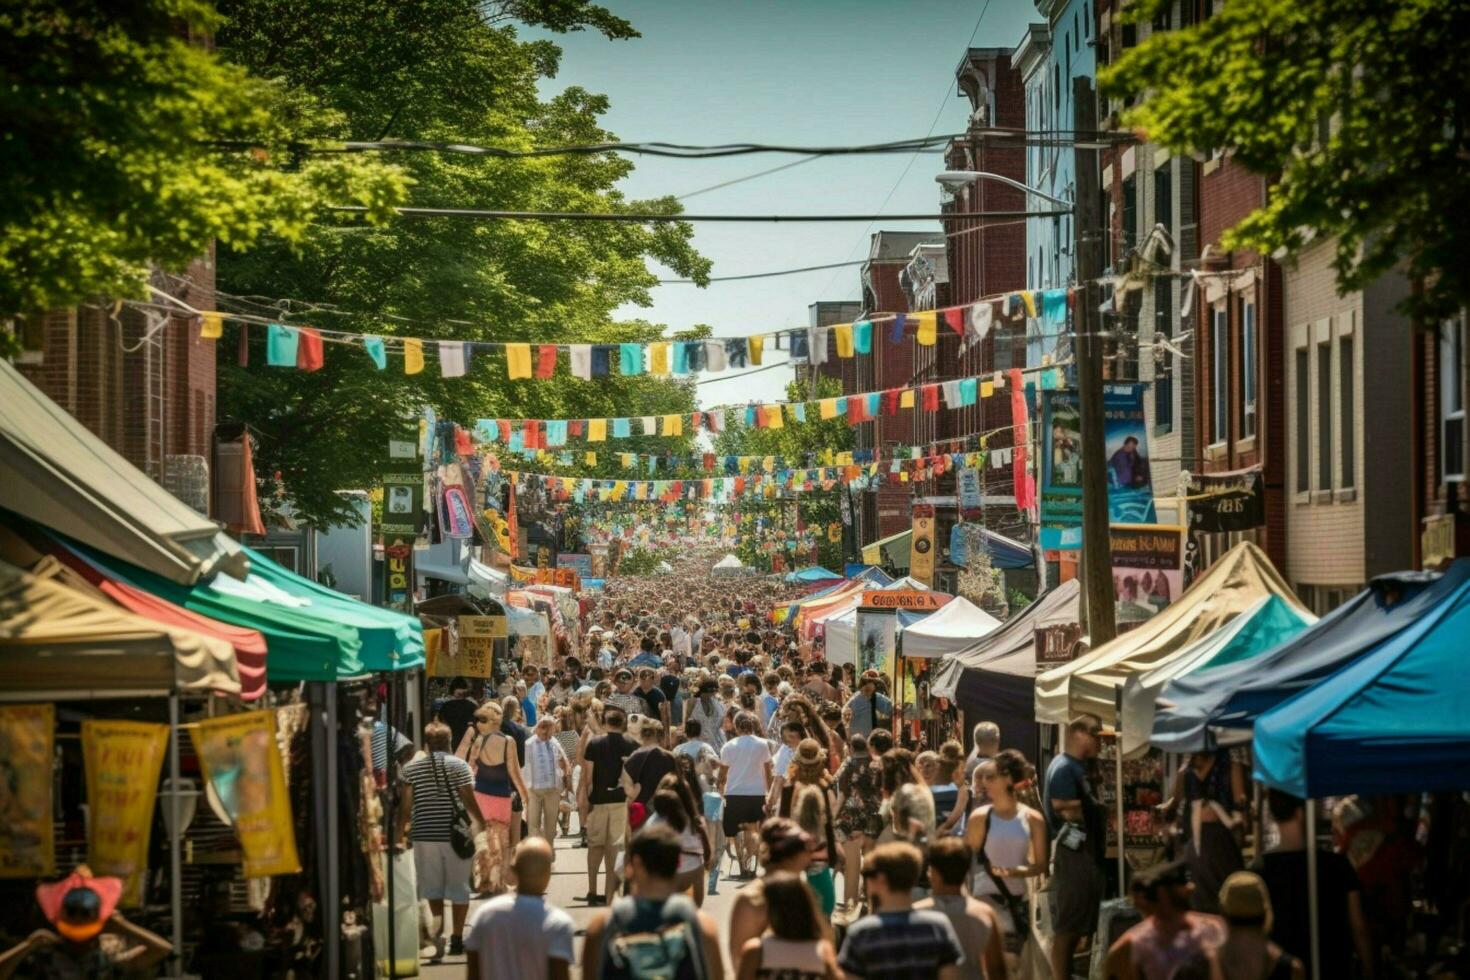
top-left (431, 752), bottom-right (477, 859)
top-left (981, 808), bottom-right (1032, 953)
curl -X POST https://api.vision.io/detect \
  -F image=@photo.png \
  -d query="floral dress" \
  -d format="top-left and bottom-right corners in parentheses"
top-left (835, 753), bottom-right (882, 838)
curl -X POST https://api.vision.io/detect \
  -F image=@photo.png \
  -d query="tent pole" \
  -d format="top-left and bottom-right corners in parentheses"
top-left (1114, 690), bottom-right (1126, 896)
top-left (1306, 798), bottom-right (1321, 980)
top-left (386, 676), bottom-right (397, 978)
top-left (168, 693), bottom-right (183, 978)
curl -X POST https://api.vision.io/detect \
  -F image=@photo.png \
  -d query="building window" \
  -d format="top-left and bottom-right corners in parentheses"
top-left (1443, 317), bottom-right (1465, 482)
top-left (1084, 3), bottom-right (1090, 37)
top-left (1154, 162), bottom-right (1172, 234)
top-left (1122, 175), bottom-right (1138, 254)
top-left (1212, 307), bottom-right (1228, 443)
top-left (1240, 298), bottom-right (1257, 439)
top-left (1295, 347), bottom-right (1310, 492)
top-left (1339, 333), bottom-right (1355, 490)
top-left (1317, 342), bottom-right (1332, 491)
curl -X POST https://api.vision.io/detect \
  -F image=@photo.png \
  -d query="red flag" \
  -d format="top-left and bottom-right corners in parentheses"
top-left (569, 419), bottom-right (583, 437)
top-left (922, 384), bottom-right (941, 411)
top-left (846, 396), bottom-right (865, 424)
top-left (882, 389), bottom-right (901, 416)
top-left (453, 425), bottom-right (473, 456)
top-left (497, 420), bottom-right (512, 443)
top-left (296, 327), bottom-right (324, 371)
top-left (943, 308), bottom-right (965, 336)
top-left (1009, 368), bottom-right (1035, 510)
top-left (536, 345), bottom-right (558, 378)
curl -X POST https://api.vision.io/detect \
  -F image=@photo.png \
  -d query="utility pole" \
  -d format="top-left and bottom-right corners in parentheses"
top-left (1073, 76), bottom-right (1117, 645)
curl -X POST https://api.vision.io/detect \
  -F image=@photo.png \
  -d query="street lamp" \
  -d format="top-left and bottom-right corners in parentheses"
top-left (934, 170), bottom-right (1073, 211)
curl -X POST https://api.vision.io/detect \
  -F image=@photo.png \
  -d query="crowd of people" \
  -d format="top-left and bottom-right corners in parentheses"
top-left (388, 557), bottom-right (1377, 980)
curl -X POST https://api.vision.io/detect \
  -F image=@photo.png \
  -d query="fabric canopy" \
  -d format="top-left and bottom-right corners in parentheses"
top-left (0, 559), bottom-right (240, 697)
top-left (1036, 541), bottom-right (1304, 726)
top-left (785, 565), bottom-right (843, 583)
top-left (1120, 595), bottom-right (1314, 756)
top-left (713, 553), bottom-right (744, 569)
top-left (1151, 564), bottom-right (1468, 753)
top-left (241, 546), bottom-right (424, 672)
top-left (930, 579), bottom-right (1082, 763)
top-left (949, 525), bottom-right (1034, 570)
top-left (0, 360), bottom-right (245, 586)
top-left (900, 596), bottom-right (1002, 659)
top-left (847, 565), bottom-right (895, 586)
top-left (1254, 562), bottom-right (1470, 797)
top-left (861, 528), bottom-right (912, 570)
top-left (467, 558), bottom-right (508, 598)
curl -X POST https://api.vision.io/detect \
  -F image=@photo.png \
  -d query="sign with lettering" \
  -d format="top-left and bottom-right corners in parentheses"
top-left (381, 472), bottom-right (424, 538)
top-left (191, 711), bottom-right (300, 878)
top-left (1110, 524), bottom-right (1185, 631)
top-left (957, 467), bottom-right (983, 519)
top-left (82, 720), bottom-right (169, 906)
top-left (382, 538), bottom-right (414, 609)
top-left (861, 589), bottom-right (947, 611)
top-left (0, 704), bottom-right (53, 878)
top-left (1187, 466), bottom-right (1265, 533)
top-left (910, 503), bottom-right (937, 586)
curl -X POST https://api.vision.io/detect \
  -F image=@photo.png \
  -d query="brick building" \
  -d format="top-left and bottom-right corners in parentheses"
top-left (14, 259), bottom-right (219, 515)
top-left (1415, 313), bottom-right (1470, 570)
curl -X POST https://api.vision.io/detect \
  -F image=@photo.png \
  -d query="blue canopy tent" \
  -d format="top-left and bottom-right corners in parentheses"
top-left (845, 565), bottom-right (895, 586)
top-left (1149, 563), bottom-right (1470, 753)
top-left (948, 524), bottom-right (1034, 570)
top-left (785, 565), bottom-right (843, 584)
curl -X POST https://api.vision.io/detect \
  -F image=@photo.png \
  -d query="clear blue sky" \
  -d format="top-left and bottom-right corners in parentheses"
top-left (529, 0), bottom-right (1035, 406)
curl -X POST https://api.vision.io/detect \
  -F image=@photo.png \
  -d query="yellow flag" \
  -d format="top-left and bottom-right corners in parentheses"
top-left (404, 338), bottom-right (425, 375)
top-left (199, 313), bottom-right (223, 340)
top-left (621, 453), bottom-right (635, 468)
top-left (900, 388), bottom-right (915, 409)
top-left (506, 343), bottom-right (531, 379)
top-left (584, 453), bottom-right (597, 467)
top-left (648, 342), bottom-right (670, 375)
top-left (191, 712), bottom-right (300, 878)
top-left (1020, 291), bottom-right (1037, 318)
top-left (819, 398), bottom-right (838, 420)
top-left (588, 418), bottom-right (607, 442)
top-left (766, 405), bottom-right (784, 429)
top-left (613, 481), bottom-right (626, 498)
top-left (763, 455), bottom-right (775, 473)
top-left (834, 323), bottom-right (854, 358)
top-left (748, 335), bottom-right (764, 365)
top-left (663, 414), bottom-right (683, 436)
top-left (981, 380), bottom-right (995, 399)
top-left (916, 311), bottom-right (937, 346)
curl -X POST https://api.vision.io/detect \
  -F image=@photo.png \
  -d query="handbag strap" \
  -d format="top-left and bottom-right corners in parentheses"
top-left (980, 809), bottom-right (1029, 934)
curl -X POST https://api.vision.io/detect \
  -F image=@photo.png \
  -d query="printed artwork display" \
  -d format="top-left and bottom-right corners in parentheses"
top-left (82, 720), bottom-right (169, 906)
top-left (1041, 384), bottom-right (1158, 549)
top-left (1110, 524), bottom-right (1186, 630)
top-left (191, 712), bottom-right (301, 878)
top-left (0, 704), bottom-right (54, 878)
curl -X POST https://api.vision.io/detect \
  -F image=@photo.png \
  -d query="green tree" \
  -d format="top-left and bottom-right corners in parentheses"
top-left (0, 0), bottom-right (407, 319)
top-left (214, 0), bottom-right (711, 525)
top-left (1102, 0), bottom-right (1470, 322)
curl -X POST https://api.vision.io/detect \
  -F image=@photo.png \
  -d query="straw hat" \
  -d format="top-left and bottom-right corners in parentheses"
top-left (794, 738), bottom-right (825, 769)
top-left (1219, 871), bottom-right (1273, 931)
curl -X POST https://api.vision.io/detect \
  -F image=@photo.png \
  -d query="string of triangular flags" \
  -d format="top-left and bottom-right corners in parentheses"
top-left (195, 283), bottom-right (1078, 378)
top-left (450, 361), bottom-right (1067, 450)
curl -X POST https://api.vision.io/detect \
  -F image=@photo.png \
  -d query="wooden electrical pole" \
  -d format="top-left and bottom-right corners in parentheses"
top-left (1073, 76), bottom-right (1117, 646)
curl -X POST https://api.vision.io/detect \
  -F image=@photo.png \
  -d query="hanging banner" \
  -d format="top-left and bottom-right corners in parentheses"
top-left (381, 539), bottom-right (414, 610)
top-left (909, 503), bottom-right (937, 586)
top-left (82, 719), bottom-right (169, 906)
top-left (1187, 465), bottom-right (1264, 533)
top-left (556, 553), bottom-right (594, 579)
top-left (854, 608), bottom-right (897, 674)
top-left (445, 614), bottom-right (506, 678)
top-left (957, 467), bottom-right (983, 520)
top-left (1110, 524), bottom-right (1185, 631)
top-left (381, 472), bottom-right (425, 539)
top-left (1040, 384), bottom-right (1158, 549)
top-left (190, 711), bottom-right (301, 879)
top-left (0, 704), bottom-right (54, 878)
top-left (860, 590), bottom-right (948, 612)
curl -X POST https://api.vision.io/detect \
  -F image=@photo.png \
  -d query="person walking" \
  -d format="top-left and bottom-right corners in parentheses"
top-left (838, 842), bottom-right (965, 980)
top-left (583, 825), bottom-right (724, 980)
top-left (1207, 871), bottom-right (1303, 980)
top-left (965, 749), bottom-right (1048, 960)
top-left (398, 721), bottom-right (486, 960)
top-left (834, 731), bottom-right (882, 912)
top-left (965, 721), bottom-right (1001, 788)
top-left (578, 705), bottom-right (638, 906)
top-left (926, 741), bottom-right (971, 836)
top-left (646, 774), bottom-right (712, 903)
top-left (673, 718), bottom-right (726, 894)
top-left (916, 837), bottom-right (1008, 980)
top-left (719, 711), bottom-right (774, 880)
top-left (1044, 715), bottom-right (1107, 980)
top-left (460, 702), bottom-right (528, 898)
top-left (433, 676), bottom-right (479, 751)
top-left (524, 715), bottom-right (572, 850)
top-left (844, 672), bottom-right (893, 739)
top-left (1158, 749), bottom-right (1247, 913)
top-left (734, 871), bottom-right (842, 980)
top-left (727, 818), bottom-right (822, 967)
top-left (463, 838), bottom-right (575, 980)
top-left (623, 720), bottom-right (677, 832)
top-left (687, 678), bottom-right (728, 753)
top-left (1102, 860), bottom-right (1225, 980)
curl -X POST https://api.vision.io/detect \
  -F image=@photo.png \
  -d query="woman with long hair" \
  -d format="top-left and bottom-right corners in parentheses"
top-left (646, 773), bottom-right (713, 904)
top-left (458, 701), bottom-right (527, 896)
top-left (785, 694), bottom-right (840, 774)
top-left (926, 740), bottom-right (971, 836)
top-left (788, 739), bottom-right (840, 917)
top-left (964, 748), bottom-right (1048, 961)
top-left (735, 872), bottom-right (841, 980)
top-left (726, 818), bottom-right (824, 968)
top-left (833, 731), bottom-right (881, 911)
top-left (879, 748), bottom-right (935, 848)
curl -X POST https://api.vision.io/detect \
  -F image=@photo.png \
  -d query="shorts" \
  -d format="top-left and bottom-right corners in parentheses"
top-left (702, 792), bottom-right (723, 823)
top-left (586, 802), bottom-right (628, 848)
top-left (722, 795), bottom-right (766, 837)
top-left (475, 791), bottom-right (512, 825)
top-left (412, 840), bottom-right (471, 904)
top-left (1049, 840), bottom-right (1105, 936)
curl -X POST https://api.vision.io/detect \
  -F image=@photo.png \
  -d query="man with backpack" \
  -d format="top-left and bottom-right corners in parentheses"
top-left (582, 825), bottom-right (724, 980)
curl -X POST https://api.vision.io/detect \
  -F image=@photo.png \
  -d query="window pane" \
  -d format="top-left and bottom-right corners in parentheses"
top-left (1296, 349), bottom-right (1310, 492)
top-left (1241, 302), bottom-right (1257, 438)
top-left (1213, 310), bottom-right (1228, 441)
top-left (1318, 344), bottom-right (1333, 490)
top-left (1340, 336), bottom-right (1355, 489)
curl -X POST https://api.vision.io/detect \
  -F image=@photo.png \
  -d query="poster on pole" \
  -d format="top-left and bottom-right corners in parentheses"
top-left (909, 503), bottom-right (936, 586)
top-left (957, 467), bottom-right (983, 520)
top-left (82, 719), bottom-right (169, 906)
top-left (381, 472), bottom-right (425, 539)
top-left (191, 711), bottom-right (301, 878)
top-left (855, 608), bottom-right (897, 675)
top-left (448, 615), bottom-right (506, 678)
top-left (0, 704), bottom-right (54, 878)
top-left (1110, 524), bottom-right (1185, 631)
top-left (1040, 384), bottom-right (1158, 549)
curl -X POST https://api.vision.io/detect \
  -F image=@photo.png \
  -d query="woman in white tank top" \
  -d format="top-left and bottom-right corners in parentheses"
top-left (963, 749), bottom-right (1049, 940)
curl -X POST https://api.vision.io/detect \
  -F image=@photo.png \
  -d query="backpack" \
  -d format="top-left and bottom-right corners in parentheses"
top-left (601, 894), bottom-right (708, 980)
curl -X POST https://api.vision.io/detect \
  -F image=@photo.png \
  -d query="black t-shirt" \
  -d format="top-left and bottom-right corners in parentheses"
top-left (434, 696), bottom-right (477, 750)
top-left (635, 684), bottom-right (668, 719)
top-left (586, 732), bottom-right (639, 805)
top-left (1250, 849), bottom-right (1362, 978)
top-left (624, 745), bottom-right (677, 805)
top-left (502, 719), bottom-right (529, 765)
top-left (659, 674), bottom-right (681, 704)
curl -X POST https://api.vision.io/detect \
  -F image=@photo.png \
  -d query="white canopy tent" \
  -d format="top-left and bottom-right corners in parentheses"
top-left (899, 596), bottom-right (1002, 659)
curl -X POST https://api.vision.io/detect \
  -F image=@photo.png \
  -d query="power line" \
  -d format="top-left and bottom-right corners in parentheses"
top-left (657, 258), bottom-right (867, 284)
top-left (327, 206), bottom-right (1067, 223)
top-left (675, 156), bottom-right (823, 200)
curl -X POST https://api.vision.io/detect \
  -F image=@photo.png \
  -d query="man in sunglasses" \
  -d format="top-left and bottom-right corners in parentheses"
top-left (0, 867), bottom-right (171, 978)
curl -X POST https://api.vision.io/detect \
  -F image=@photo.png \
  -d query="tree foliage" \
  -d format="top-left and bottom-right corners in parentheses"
top-left (0, 0), bottom-right (407, 318)
top-left (214, 0), bottom-right (712, 525)
top-left (1102, 0), bottom-right (1470, 322)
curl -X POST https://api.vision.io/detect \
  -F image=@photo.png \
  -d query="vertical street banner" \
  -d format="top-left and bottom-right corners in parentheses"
top-left (854, 608), bottom-right (896, 675)
top-left (448, 615), bottom-right (506, 678)
top-left (1110, 524), bottom-right (1185, 631)
top-left (1040, 384), bottom-right (1158, 549)
top-left (82, 719), bottom-right (169, 906)
top-left (382, 471), bottom-right (424, 609)
top-left (909, 503), bottom-right (937, 586)
top-left (957, 467), bottom-right (983, 520)
top-left (0, 704), bottom-right (54, 878)
top-left (190, 711), bottom-right (301, 879)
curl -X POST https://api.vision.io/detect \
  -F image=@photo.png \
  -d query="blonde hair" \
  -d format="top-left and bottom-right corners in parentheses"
top-left (792, 783), bottom-right (827, 841)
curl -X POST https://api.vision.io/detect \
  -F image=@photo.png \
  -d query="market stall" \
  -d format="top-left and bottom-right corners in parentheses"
top-left (898, 596), bottom-right (1002, 660)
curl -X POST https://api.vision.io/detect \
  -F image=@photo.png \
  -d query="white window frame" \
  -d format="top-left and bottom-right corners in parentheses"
top-left (1211, 305), bottom-right (1229, 445)
top-left (1240, 299), bottom-right (1257, 440)
top-left (1443, 315), bottom-right (1466, 483)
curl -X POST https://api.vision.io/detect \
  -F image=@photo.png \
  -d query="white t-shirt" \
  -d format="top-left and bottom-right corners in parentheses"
top-left (720, 734), bottom-right (772, 797)
top-left (673, 739), bottom-right (721, 793)
top-left (463, 892), bottom-right (574, 980)
top-left (772, 742), bottom-right (796, 781)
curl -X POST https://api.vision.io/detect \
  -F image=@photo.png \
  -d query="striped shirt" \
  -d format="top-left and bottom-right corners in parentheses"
top-left (838, 909), bottom-right (965, 980)
top-left (372, 721), bottom-right (411, 772)
top-left (606, 691), bottom-right (644, 719)
top-left (403, 752), bottom-right (473, 843)
top-left (554, 729), bottom-right (581, 764)
top-left (525, 735), bottom-right (569, 791)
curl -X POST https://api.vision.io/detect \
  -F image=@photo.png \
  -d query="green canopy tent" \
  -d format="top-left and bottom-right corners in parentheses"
top-left (861, 528), bottom-right (912, 571)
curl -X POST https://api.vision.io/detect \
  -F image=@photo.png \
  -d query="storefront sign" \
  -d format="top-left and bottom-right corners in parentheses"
top-left (557, 553), bottom-right (594, 578)
top-left (909, 503), bottom-right (937, 586)
top-left (957, 467), bottom-right (983, 519)
top-left (191, 711), bottom-right (301, 879)
top-left (381, 539), bottom-right (414, 609)
top-left (381, 472), bottom-right (424, 538)
top-left (1041, 385), bottom-right (1158, 549)
top-left (0, 704), bottom-right (54, 878)
top-left (1110, 524), bottom-right (1186, 631)
top-left (1187, 465), bottom-right (1265, 533)
top-left (861, 589), bottom-right (947, 611)
top-left (82, 719), bottom-right (169, 906)
top-left (451, 615), bottom-right (505, 678)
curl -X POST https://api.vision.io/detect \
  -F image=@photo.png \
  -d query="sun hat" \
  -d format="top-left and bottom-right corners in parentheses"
top-left (36, 868), bottom-right (122, 943)
top-left (1218, 871), bottom-right (1273, 931)
top-left (794, 738), bottom-right (825, 768)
